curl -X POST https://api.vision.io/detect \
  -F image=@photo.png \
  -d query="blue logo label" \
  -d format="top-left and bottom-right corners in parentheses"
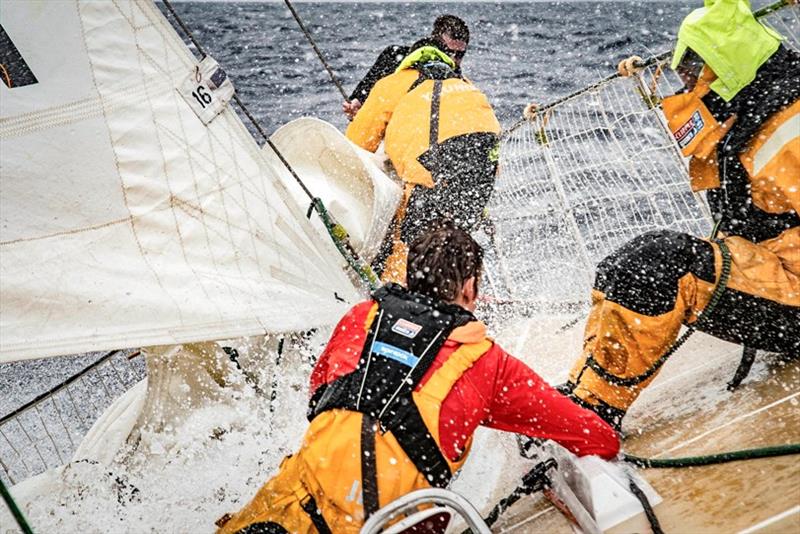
top-left (373, 341), bottom-right (419, 367)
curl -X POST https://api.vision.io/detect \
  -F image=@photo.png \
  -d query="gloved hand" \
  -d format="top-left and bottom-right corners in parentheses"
top-left (342, 99), bottom-right (362, 121)
top-left (617, 55), bottom-right (644, 77)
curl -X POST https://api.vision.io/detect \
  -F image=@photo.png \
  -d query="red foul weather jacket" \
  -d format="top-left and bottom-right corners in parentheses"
top-left (310, 300), bottom-right (620, 461)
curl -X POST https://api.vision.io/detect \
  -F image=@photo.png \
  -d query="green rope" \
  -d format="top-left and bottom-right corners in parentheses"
top-left (0, 477), bottom-right (34, 534)
top-left (623, 443), bottom-right (800, 469)
top-left (309, 198), bottom-right (379, 291)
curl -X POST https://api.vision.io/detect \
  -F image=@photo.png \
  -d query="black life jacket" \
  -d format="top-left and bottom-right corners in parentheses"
top-left (308, 283), bottom-right (474, 512)
top-left (706, 45), bottom-right (800, 242)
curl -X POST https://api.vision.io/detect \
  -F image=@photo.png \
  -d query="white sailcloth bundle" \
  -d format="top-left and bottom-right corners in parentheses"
top-left (0, 0), bottom-right (359, 362)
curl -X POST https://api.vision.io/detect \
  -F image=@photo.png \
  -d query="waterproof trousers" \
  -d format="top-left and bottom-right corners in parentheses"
top-left (216, 453), bottom-right (330, 534)
top-left (567, 229), bottom-right (800, 428)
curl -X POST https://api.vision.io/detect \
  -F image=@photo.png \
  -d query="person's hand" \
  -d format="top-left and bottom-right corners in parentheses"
top-left (617, 55), bottom-right (644, 77)
top-left (523, 102), bottom-right (539, 120)
top-left (342, 99), bottom-right (362, 121)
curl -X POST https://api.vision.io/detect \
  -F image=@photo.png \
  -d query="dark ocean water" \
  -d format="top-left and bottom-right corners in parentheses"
top-left (166, 1), bottom-right (696, 134)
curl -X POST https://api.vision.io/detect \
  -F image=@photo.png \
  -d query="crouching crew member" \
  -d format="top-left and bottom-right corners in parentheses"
top-left (346, 40), bottom-right (501, 284)
top-left (565, 0), bottom-right (800, 430)
top-left (217, 220), bottom-right (619, 534)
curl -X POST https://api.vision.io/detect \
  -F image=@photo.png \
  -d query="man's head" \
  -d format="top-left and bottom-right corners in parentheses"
top-left (431, 15), bottom-right (469, 67)
top-left (406, 219), bottom-right (483, 311)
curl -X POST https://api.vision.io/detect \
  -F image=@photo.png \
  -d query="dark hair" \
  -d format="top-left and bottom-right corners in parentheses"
top-left (406, 219), bottom-right (483, 302)
top-left (432, 15), bottom-right (470, 43)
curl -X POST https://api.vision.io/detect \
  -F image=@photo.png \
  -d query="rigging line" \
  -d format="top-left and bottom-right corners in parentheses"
top-left (161, 0), bottom-right (336, 201)
top-left (626, 474), bottom-right (664, 534)
top-left (0, 350), bottom-right (122, 425)
top-left (14, 419), bottom-right (47, 469)
top-left (0, 476), bottom-right (34, 534)
top-left (230, 91), bottom-right (319, 202)
top-left (166, 0), bottom-right (335, 179)
top-left (283, 0), bottom-right (348, 100)
top-left (0, 426), bottom-right (30, 479)
top-left (34, 405), bottom-right (65, 466)
top-left (0, 64), bottom-right (11, 88)
top-left (161, 0), bottom-right (207, 57)
top-left (623, 443), bottom-right (800, 468)
top-left (356, 310), bottom-right (384, 411)
top-left (50, 397), bottom-right (75, 449)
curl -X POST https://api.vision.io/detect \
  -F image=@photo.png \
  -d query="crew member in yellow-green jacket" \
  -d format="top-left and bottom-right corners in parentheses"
top-left (563, 0), bottom-right (800, 430)
top-left (346, 40), bottom-right (501, 283)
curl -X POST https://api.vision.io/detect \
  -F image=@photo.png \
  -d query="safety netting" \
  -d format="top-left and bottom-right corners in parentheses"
top-left (484, 2), bottom-right (799, 312)
top-left (0, 351), bottom-right (145, 485)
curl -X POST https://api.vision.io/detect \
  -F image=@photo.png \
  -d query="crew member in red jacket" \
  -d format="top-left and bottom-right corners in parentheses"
top-left (217, 219), bottom-right (619, 534)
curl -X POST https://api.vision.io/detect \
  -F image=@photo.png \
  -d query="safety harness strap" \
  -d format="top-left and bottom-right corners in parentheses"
top-left (300, 495), bottom-right (332, 534)
top-left (391, 405), bottom-right (453, 488)
top-left (360, 415), bottom-right (380, 518)
top-left (573, 240), bottom-right (733, 391)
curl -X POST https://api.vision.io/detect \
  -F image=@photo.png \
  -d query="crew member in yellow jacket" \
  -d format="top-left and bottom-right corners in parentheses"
top-left (563, 0), bottom-right (800, 430)
top-left (346, 41), bottom-right (500, 283)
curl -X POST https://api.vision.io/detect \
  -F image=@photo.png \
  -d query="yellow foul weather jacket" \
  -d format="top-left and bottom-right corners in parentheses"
top-left (346, 47), bottom-right (500, 188)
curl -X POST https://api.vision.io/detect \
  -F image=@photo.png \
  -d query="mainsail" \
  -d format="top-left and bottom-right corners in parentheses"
top-left (0, 0), bottom-right (359, 363)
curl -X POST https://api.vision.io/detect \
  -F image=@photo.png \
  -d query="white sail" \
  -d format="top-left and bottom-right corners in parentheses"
top-left (0, 0), bottom-right (359, 363)
top-left (268, 117), bottom-right (402, 263)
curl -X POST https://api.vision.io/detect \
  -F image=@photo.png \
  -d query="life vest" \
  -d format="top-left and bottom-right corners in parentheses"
top-left (384, 51), bottom-right (499, 188)
top-left (305, 283), bottom-right (491, 524)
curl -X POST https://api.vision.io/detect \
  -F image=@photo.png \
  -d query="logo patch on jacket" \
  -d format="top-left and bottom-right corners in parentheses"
top-left (674, 110), bottom-right (705, 148)
top-left (391, 318), bottom-right (422, 338)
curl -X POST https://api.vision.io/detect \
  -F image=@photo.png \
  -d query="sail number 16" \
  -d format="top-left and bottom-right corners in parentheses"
top-left (192, 85), bottom-right (213, 109)
top-left (179, 57), bottom-right (233, 125)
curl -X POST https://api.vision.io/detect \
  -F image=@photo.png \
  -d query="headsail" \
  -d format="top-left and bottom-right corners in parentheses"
top-left (0, 0), bottom-right (359, 362)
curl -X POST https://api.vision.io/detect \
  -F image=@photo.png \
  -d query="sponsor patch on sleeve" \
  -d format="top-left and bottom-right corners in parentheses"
top-left (673, 110), bottom-right (705, 149)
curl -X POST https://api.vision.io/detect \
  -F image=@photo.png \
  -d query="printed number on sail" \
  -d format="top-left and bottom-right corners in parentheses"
top-left (178, 56), bottom-right (235, 124)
